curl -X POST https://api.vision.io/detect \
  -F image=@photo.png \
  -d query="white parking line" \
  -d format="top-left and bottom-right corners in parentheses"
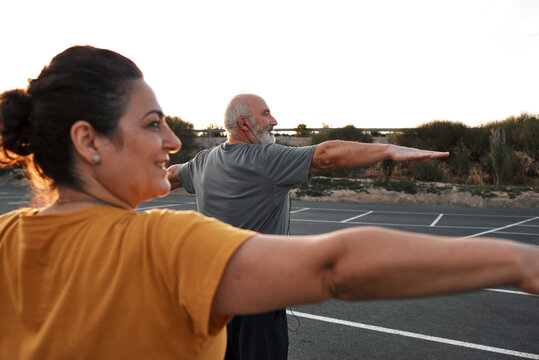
top-left (340, 211), bottom-right (373, 223)
top-left (291, 218), bottom-right (539, 236)
top-left (496, 231), bottom-right (539, 237)
top-left (286, 310), bottom-right (539, 359)
top-left (292, 206), bottom-right (535, 218)
top-left (484, 288), bottom-right (537, 296)
top-left (290, 208), bottom-right (310, 214)
top-left (430, 213), bottom-right (444, 227)
top-left (460, 217), bottom-right (539, 239)
top-left (292, 218), bottom-right (492, 230)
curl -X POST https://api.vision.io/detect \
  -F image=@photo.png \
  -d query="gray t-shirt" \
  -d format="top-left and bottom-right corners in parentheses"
top-left (178, 142), bottom-right (316, 235)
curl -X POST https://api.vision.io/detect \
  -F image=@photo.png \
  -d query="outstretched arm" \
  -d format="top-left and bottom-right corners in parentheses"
top-left (212, 227), bottom-right (538, 315)
top-left (309, 140), bottom-right (449, 173)
top-left (166, 164), bottom-right (183, 190)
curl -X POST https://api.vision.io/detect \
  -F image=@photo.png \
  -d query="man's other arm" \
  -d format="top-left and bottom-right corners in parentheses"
top-left (309, 140), bottom-right (449, 174)
top-left (167, 164), bottom-right (183, 190)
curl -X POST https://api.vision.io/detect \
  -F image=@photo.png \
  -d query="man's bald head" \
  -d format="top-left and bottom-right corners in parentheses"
top-left (224, 94), bottom-right (265, 131)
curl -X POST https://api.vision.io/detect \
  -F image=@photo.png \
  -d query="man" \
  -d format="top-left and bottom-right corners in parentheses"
top-left (167, 93), bottom-right (449, 360)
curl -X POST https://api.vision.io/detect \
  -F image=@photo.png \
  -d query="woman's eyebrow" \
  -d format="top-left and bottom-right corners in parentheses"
top-left (141, 109), bottom-right (164, 119)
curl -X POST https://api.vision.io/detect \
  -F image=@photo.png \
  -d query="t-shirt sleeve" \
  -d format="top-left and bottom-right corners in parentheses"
top-left (178, 161), bottom-right (195, 194)
top-left (263, 144), bottom-right (316, 186)
top-left (149, 210), bottom-right (255, 337)
top-left (178, 150), bottom-right (211, 194)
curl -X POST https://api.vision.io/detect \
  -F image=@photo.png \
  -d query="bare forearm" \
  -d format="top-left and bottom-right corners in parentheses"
top-left (327, 227), bottom-right (530, 301)
top-left (309, 140), bottom-right (449, 173)
top-left (311, 141), bottom-right (390, 172)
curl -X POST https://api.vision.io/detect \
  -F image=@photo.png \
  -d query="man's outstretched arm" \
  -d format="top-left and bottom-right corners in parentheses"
top-left (309, 140), bottom-right (449, 174)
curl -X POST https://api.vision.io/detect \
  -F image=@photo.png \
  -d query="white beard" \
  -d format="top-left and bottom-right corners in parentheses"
top-left (252, 122), bottom-right (276, 144)
top-left (258, 130), bottom-right (276, 144)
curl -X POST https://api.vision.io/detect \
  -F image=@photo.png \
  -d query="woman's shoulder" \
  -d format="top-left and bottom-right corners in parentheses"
top-left (0, 207), bottom-right (36, 225)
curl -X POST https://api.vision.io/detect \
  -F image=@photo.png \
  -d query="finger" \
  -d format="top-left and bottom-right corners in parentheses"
top-left (429, 152), bottom-right (450, 157)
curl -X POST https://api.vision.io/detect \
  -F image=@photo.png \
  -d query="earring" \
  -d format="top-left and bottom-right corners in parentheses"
top-left (92, 154), bottom-right (101, 164)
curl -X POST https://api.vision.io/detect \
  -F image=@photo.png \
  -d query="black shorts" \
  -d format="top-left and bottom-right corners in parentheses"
top-left (225, 309), bottom-right (288, 360)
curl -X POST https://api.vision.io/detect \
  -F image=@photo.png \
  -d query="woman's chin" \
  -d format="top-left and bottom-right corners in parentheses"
top-left (156, 182), bottom-right (172, 197)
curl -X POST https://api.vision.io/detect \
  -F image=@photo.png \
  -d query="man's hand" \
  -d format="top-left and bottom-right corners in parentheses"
top-left (166, 164), bottom-right (182, 190)
top-left (387, 144), bottom-right (449, 162)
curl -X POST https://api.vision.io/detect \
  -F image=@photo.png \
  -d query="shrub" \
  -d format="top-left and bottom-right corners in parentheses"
top-left (381, 159), bottom-right (396, 185)
top-left (408, 160), bottom-right (446, 182)
top-left (489, 128), bottom-right (510, 186)
top-left (394, 121), bottom-right (468, 154)
top-left (294, 123), bottom-right (311, 137)
top-left (450, 140), bottom-right (471, 177)
top-left (311, 125), bottom-right (372, 144)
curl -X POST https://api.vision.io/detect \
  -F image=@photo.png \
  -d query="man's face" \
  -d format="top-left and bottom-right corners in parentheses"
top-left (245, 96), bottom-right (278, 144)
top-left (250, 117), bottom-right (276, 144)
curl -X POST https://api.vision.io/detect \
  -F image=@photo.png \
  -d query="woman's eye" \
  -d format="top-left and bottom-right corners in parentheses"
top-left (149, 121), bottom-right (160, 129)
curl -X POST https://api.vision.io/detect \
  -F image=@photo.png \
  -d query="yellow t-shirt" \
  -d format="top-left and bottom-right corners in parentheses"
top-left (0, 206), bottom-right (255, 360)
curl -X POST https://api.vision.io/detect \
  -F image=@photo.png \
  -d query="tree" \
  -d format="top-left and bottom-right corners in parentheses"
top-left (206, 122), bottom-right (225, 137)
top-left (489, 128), bottom-right (510, 186)
top-left (165, 116), bottom-right (196, 164)
top-left (294, 123), bottom-right (311, 137)
top-left (311, 125), bottom-right (372, 144)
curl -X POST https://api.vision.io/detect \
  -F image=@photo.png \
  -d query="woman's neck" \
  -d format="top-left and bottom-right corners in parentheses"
top-left (38, 188), bottom-right (130, 215)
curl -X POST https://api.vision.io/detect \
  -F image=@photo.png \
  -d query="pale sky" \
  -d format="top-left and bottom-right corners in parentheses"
top-left (2, 0), bottom-right (538, 130)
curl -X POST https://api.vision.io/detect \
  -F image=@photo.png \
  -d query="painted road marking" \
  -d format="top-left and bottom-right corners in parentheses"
top-left (292, 206), bottom-right (535, 218)
top-left (292, 218), bottom-right (492, 230)
top-left (430, 213), bottom-right (444, 227)
top-left (496, 231), bottom-right (539, 237)
top-left (286, 310), bottom-right (539, 359)
top-left (291, 218), bottom-right (539, 236)
top-left (341, 211), bottom-right (373, 223)
top-left (484, 288), bottom-right (537, 297)
top-left (460, 217), bottom-right (539, 239)
top-left (290, 208), bottom-right (310, 214)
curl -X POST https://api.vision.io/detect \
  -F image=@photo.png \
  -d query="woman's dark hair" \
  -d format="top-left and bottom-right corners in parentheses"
top-left (0, 45), bottom-right (143, 195)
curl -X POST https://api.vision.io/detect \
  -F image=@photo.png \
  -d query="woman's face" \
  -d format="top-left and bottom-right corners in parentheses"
top-left (96, 80), bottom-right (181, 207)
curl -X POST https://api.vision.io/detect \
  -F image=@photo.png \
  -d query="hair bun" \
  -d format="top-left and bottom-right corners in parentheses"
top-left (0, 89), bottom-right (33, 156)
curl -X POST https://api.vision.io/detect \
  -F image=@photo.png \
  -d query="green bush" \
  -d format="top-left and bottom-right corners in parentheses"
top-left (450, 140), bottom-right (471, 176)
top-left (489, 128), bottom-right (510, 186)
top-left (381, 159), bottom-right (396, 185)
top-left (292, 177), bottom-right (370, 198)
top-left (311, 125), bottom-right (372, 144)
top-left (484, 113), bottom-right (538, 162)
top-left (294, 123), bottom-right (311, 137)
top-left (373, 179), bottom-right (418, 194)
top-left (394, 121), bottom-right (468, 154)
top-left (408, 160), bottom-right (446, 182)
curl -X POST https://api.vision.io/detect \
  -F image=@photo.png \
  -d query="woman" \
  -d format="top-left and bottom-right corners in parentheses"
top-left (0, 46), bottom-right (537, 360)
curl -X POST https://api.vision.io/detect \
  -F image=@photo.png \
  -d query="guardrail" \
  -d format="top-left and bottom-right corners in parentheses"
top-left (193, 128), bottom-right (410, 135)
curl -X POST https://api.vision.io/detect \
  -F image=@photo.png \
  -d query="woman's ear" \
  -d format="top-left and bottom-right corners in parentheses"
top-left (70, 120), bottom-right (100, 164)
